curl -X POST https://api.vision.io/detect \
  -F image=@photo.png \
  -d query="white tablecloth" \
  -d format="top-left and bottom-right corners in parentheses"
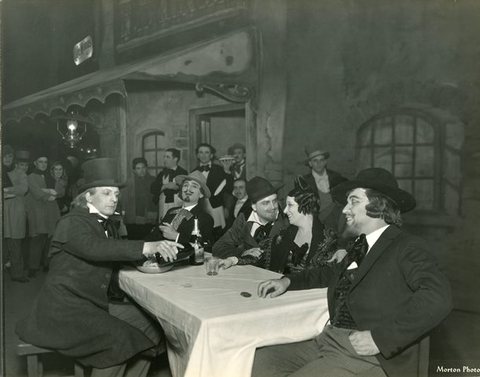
top-left (119, 264), bottom-right (329, 377)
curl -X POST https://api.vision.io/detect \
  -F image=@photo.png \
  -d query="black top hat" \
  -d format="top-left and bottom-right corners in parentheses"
top-left (331, 168), bottom-right (416, 213)
top-left (79, 158), bottom-right (126, 193)
top-left (246, 176), bottom-right (284, 204)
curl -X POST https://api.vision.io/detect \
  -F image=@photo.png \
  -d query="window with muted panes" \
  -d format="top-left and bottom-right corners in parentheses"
top-left (356, 111), bottom-right (440, 211)
top-left (142, 131), bottom-right (165, 177)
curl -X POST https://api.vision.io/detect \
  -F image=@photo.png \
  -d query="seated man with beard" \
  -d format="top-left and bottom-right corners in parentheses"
top-left (145, 171), bottom-right (214, 247)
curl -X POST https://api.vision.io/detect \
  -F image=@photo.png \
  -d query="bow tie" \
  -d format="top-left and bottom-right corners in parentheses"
top-left (253, 222), bottom-right (273, 243)
top-left (346, 234), bottom-right (368, 267)
top-left (163, 168), bottom-right (174, 177)
top-left (90, 213), bottom-right (118, 238)
top-left (199, 165), bottom-right (211, 172)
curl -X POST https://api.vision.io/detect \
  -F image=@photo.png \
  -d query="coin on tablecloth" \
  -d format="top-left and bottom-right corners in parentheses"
top-left (240, 291), bottom-right (252, 297)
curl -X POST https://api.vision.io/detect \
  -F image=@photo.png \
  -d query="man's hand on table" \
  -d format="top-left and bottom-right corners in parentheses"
top-left (219, 257), bottom-right (238, 269)
top-left (242, 247), bottom-right (262, 258)
top-left (349, 330), bottom-right (380, 356)
top-left (257, 277), bottom-right (290, 298)
top-left (143, 240), bottom-right (183, 263)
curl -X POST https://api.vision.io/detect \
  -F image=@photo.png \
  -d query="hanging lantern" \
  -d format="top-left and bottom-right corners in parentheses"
top-left (54, 108), bottom-right (93, 149)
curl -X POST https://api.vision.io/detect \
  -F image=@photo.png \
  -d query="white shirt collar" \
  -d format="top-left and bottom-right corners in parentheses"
top-left (182, 203), bottom-right (197, 211)
top-left (365, 224), bottom-right (390, 252)
top-left (87, 203), bottom-right (108, 219)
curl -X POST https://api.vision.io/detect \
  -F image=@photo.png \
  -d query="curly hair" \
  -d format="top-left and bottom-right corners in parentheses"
top-left (364, 188), bottom-right (402, 227)
top-left (287, 176), bottom-right (320, 215)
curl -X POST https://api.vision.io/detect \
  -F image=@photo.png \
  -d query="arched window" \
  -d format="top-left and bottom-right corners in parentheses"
top-left (142, 131), bottom-right (165, 176)
top-left (357, 110), bottom-right (443, 212)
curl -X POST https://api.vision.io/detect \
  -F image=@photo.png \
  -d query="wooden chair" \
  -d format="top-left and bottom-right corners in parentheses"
top-left (16, 342), bottom-right (85, 377)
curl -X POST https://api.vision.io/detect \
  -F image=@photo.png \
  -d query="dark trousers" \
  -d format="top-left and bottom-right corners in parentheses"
top-left (252, 325), bottom-right (386, 377)
top-left (5, 238), bottom-right (25, 279)
top-left (28, 234), bottom-right (49, 271)
top-left (89, 299), bottom-right (163, 377)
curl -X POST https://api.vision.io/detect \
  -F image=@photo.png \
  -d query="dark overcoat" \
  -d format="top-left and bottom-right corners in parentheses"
top-left (212, 212), bottom-right (289, 259)
top-left (16, 207), bottom-right (154, 368)
top-left (288, 225), bottom-right (453, 377)
top-left (145, 204), bottom-right (214, 246)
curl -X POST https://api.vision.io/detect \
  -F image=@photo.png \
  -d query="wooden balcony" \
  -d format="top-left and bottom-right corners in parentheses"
top-left (115, 0), bottom-right (251, 54)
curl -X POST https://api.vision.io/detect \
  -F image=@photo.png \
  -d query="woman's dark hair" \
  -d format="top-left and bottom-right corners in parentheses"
top-left (287, 176), bottom-right (320, 215)
top-left (364, 188), bottom-right (402, 227)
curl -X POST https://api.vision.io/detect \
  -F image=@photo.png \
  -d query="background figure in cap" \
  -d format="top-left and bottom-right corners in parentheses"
top-left (146, 170), bottom-right (214, 247)
top-left (253, 168), bottom-right (452, 377)
top-left (25, 152), bottom-right (61, 277)
top-left (150, 148), bottom-right (187, 221)
top-left (122, 157), bottom-right (157, 240)
top-left (302, 146), bottom-right (347, 232)
top-left (219, 176), bottom-right (341, 274)
top-left (3, 146), bottom-right (30, 282)
top-left (229, 142), bottom-right (247, 181)
top-left (212, 176), bottom-right (289, 259)
top-left (17, 157), bottom-right (182, 377)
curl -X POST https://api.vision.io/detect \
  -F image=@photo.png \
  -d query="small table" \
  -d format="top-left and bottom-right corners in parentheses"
top-left (119, 263), bottom-right (329, 377)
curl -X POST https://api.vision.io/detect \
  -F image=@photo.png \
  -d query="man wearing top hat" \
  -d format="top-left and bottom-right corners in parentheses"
top-left (146, 170), bottom-right (214, 247)
top-left (302, 147), bottom-right (347, 231)
top-left (253, 168), bottom-right (452, 377)
top-left (17, 158), bottom-right (182, 377)
top-left (212, 176), bottom-right (289, 260)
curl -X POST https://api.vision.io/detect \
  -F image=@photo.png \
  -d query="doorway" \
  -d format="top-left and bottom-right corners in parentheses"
top-left (189, 103), bottom-right (255, 178)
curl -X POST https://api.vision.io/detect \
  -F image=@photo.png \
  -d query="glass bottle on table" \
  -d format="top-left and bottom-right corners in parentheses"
top-left (189, 216), bottom-right (204, 265)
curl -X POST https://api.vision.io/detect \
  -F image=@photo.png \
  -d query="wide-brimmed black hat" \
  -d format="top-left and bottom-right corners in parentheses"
top-left (331, 168), bottom-right (416, 213)
top-left (79, 158), bottom-right (126, 193)
top-left (246, 176), bottom-right (284, 204)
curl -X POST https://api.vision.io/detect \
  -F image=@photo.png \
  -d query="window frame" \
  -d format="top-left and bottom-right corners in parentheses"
top-left (356, 109), bottom-right (444, 213)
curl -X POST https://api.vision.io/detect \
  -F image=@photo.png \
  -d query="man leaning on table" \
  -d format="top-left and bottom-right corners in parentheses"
top-left (16, 158), bottom-right (182, 377)
top-left (212, 176), bottom-right (288, 260)
top-left (145, 170), bottom-right (214, 246)
top-left (253, 168), bottom-right (453, 377)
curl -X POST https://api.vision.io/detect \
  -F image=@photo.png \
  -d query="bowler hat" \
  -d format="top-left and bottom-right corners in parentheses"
top-left (175, 170), bottom-right (211, 198)
top-left (246, 176), bottom-right (284, 204)
top-left (331, 168), bottom-right (416, 213)
top-left (303, 147), bottom-right (330, 165)
top-left (79, 158), bottom-right (125, 193)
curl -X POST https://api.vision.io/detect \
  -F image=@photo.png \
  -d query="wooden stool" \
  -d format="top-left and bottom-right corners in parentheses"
top-left (16, 342), bottom-right (85, 377)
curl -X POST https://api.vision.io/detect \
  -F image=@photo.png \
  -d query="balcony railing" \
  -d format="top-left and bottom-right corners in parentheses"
top-left (115, 0), bottom-right (250, 46)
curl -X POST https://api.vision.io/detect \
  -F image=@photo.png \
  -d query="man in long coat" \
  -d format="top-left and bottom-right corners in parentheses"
top-left (17, 158), bottom-right (181, 377)
top-left (254, 168), bottom-right (452, 377)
